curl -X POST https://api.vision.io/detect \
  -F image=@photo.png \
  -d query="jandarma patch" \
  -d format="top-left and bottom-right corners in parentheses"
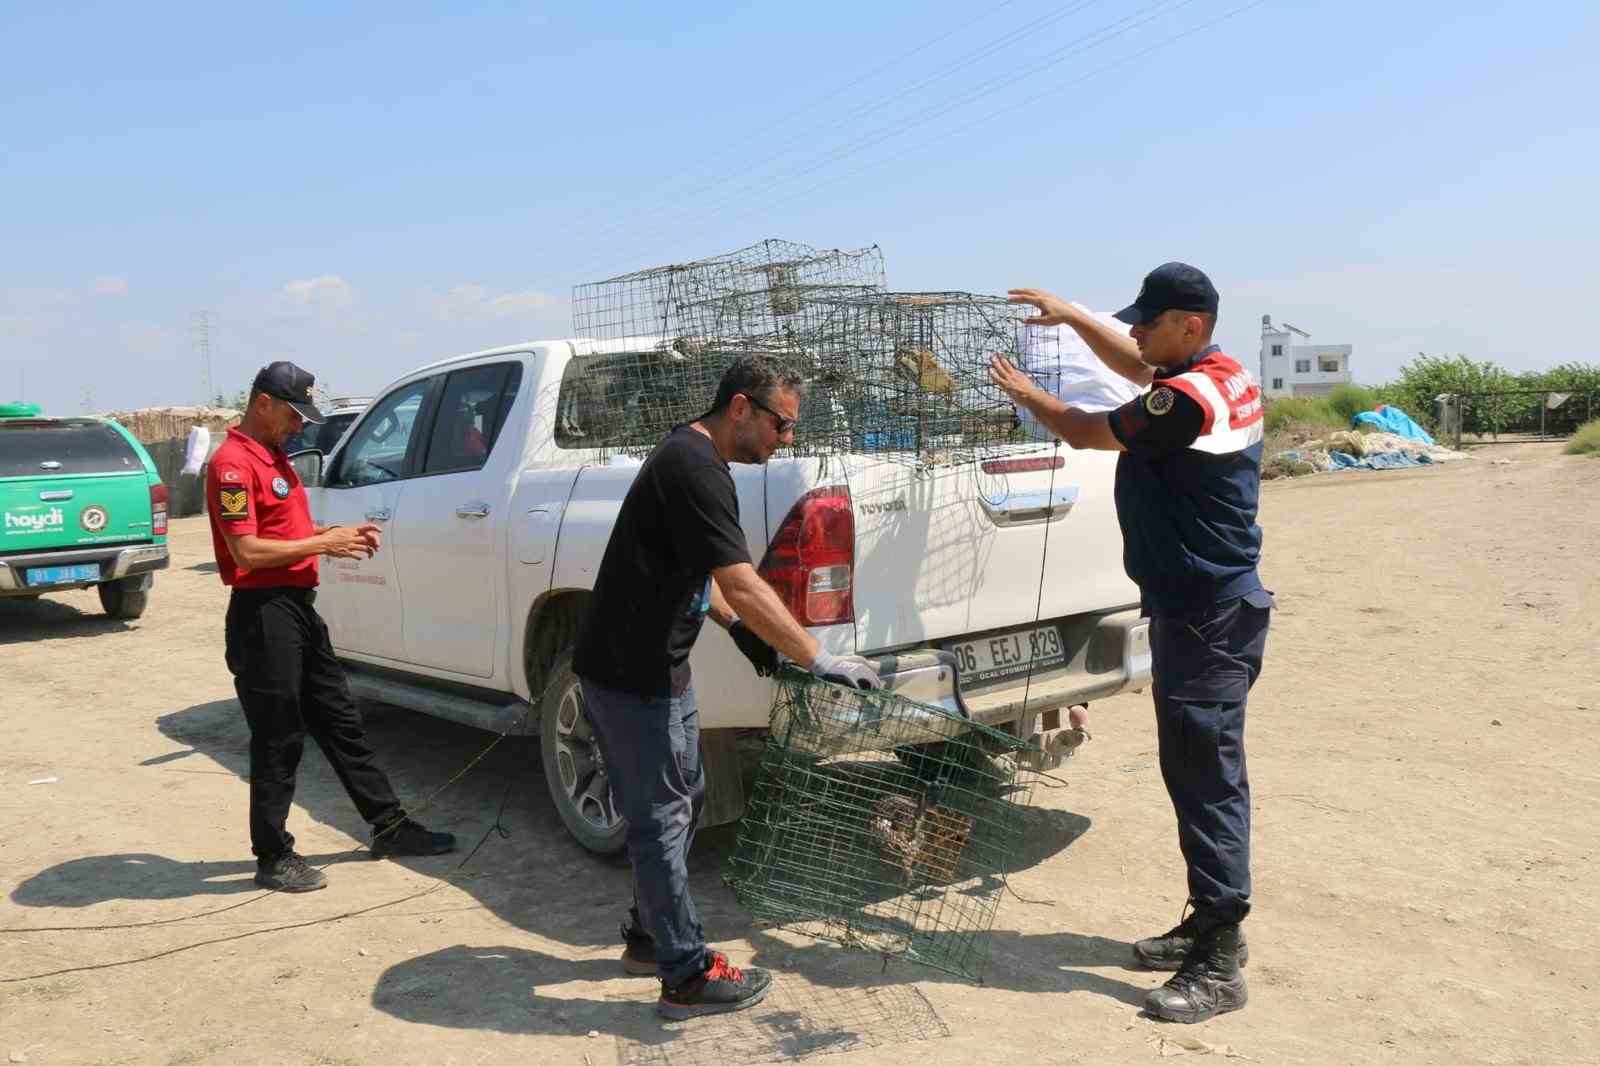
top-left (1145, 388), bottom-right (1176, 415)
top-left (271, 476), bottom-right (290, 498)
top-left (218, 489), bottom-right (249, 520)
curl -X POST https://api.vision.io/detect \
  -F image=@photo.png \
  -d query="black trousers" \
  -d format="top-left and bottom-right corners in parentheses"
top-left (1149, 590), bottom-right (1273, 926)
top-left (224, 587), bottom-right (404, 860)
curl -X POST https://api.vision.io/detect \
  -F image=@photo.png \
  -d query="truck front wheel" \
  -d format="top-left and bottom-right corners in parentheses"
top-left (98, 575), bottom-right (151, 619)
top-left (538, 652), bottom-right (627, 855)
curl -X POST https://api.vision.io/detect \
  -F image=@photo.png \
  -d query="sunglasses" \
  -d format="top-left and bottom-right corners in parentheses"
top-left (743, 394), bottom-right (797, 434)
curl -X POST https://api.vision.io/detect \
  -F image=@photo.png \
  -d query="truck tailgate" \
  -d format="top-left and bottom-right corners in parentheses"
top-left (841, 446), bottom-right (1136, 652)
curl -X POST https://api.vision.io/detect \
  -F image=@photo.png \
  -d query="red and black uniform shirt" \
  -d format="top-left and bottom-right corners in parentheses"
top-left (205, 427), bottom-right (318, 589)
top-left (1105, 345), bottom-right (1267, 614)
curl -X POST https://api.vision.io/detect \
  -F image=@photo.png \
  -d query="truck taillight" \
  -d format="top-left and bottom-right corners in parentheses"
top-left (150, 483), bottom-right (169, 536)
top-left (758, 484), bottom-right (854, 626)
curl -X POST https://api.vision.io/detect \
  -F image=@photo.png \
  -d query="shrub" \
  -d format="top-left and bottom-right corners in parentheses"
top-left (1566, 419), bottom-right (1600, 456)
top-left (1264, 397), bottom-right (1343, 434)
top-left (1326, 383), bottom-right (1378, 424)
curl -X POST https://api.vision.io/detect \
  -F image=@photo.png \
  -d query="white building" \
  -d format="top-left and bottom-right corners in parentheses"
top-left (1258, 315), bottom-right (1352, 398)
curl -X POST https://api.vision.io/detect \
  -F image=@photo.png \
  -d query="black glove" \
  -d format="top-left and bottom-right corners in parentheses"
top-left (729, 620), bottom-right (779, 677)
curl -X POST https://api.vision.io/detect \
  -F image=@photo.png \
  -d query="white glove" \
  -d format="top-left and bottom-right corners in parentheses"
top-left (809, 649), bottom-right (882, 691)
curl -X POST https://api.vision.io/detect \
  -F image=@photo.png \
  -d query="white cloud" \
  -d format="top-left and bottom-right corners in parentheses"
top-left (428, 284), bottom-right (556, 324)
top-left (280, 275), bottom-right (356, 312)
top-left (91, 276), bottom-right (129, 296)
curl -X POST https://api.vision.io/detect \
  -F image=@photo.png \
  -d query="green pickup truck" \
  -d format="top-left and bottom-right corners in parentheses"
top-left (0, 404), bottom-right (170, 618)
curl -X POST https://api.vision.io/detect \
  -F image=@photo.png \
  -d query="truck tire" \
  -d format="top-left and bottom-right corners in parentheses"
top-left (97, 576), bottom-right (150, 619)
top-left (539, 651), bottom-right (627, 856)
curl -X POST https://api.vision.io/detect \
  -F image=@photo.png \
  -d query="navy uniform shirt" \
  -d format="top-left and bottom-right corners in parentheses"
top-left (1106, 345), bottom-right (1266, 616)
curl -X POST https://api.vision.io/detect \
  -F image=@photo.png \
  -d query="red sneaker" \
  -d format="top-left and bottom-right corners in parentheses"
top-left (656, 952), bottom-right (772, 1020)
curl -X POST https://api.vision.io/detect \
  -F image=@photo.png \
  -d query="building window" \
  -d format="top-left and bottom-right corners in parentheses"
top-left (1320, 357), bottom-right (1341, 373)
top-left (1295, 359), bottom-right (1311, 373)
top-left (1271, 377), bottom-right (1283, 390)
top-left (1271, 344), bottom-right (1283, 356)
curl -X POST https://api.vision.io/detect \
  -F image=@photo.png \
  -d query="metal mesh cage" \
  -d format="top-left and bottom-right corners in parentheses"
top-left (726, 668), bottom-right (1038, 983)
top-left (570, 238), bottom-right (886, 348)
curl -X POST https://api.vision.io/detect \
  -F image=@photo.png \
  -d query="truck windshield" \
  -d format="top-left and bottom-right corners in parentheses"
top-left (0, 421), bottom-right (143, 478)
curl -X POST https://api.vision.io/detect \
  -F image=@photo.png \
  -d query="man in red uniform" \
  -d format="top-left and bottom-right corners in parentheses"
top-left (207, 361), bottom-right (456, 893)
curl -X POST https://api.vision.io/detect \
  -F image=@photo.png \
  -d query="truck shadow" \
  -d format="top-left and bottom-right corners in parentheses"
top-left (0, 595), bottom-right (132, 645)
top-left (11, 695), bottom-right (1137, 1040)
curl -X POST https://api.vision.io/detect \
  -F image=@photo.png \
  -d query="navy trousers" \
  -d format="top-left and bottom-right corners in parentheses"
top-left (1148, 590), bottom-right (1272, 925)
top-left (577, 676), bottom-right (708, 986)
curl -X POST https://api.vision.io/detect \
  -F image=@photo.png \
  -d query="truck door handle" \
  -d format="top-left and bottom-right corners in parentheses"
top-left (456, 502), bottom-right (491, 519)
top-left (364, 509), bottom-right (391, 522)
top-left (978, 485), bottom-right (1080, 527)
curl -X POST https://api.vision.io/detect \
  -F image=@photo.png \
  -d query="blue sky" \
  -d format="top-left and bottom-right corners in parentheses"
top-left (4, 0), bottom-right (1596, 414)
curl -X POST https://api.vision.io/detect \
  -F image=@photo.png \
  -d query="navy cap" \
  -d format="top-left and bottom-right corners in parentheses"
top-left (251, 361), bottom-right (325, 424)
top-left (1113, 262), bottom-right (1219, 326)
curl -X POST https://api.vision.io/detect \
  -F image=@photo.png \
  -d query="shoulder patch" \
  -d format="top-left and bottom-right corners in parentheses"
top-left (1145, 387), bottom-right (1176, 416)
top-left (217, 488), bottom-right (250, 521)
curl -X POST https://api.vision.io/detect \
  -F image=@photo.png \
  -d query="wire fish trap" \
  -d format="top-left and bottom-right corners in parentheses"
top-left (726, 668), bottom-right (1039, 983)
top-left (570, 238), bottom-right (886, 349)
top-left (799, 291), bottom-right (1044, 466)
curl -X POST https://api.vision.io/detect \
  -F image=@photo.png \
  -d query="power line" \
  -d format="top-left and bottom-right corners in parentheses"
top-left (569, 0), bottom-right (1203, 281)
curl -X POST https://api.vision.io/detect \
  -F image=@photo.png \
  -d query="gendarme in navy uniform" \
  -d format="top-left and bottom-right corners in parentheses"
top-left (993, 263), bottom-right (1270, 1025)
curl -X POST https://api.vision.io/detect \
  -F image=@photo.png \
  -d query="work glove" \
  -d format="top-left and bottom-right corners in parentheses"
top-left (729, 620), bottom-right (779, 677)
top-left (809, 649), bottom-right (883, 691)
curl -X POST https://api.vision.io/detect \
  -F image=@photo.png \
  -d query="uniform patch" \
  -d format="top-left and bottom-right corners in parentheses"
top-left (221, 469), bottom-right (242, 483)
top-left (271, 476), bottom-right (290, 499)
top-left (1145, 387), bottom-right (1176, 416)
top-left (80, 506), bottom-right (108, 533)
top-left (218, 489), bottom-right (250, 521)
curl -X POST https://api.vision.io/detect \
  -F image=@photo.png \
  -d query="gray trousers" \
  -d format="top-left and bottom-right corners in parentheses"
top-left (578, 677), bottom-right (707, 986)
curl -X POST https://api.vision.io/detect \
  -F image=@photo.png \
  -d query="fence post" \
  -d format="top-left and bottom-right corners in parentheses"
top-left (1541, 394), bottom-right (1547, 440)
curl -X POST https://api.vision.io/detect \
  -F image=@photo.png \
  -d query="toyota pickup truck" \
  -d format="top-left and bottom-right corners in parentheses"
top-left (0, 408), bottom-right (170, 617)
top-left (300, 340), bottom-right (1150, 853)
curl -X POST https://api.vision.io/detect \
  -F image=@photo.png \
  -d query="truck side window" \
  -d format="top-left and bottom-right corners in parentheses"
top-left (555, 350), bottom-right (697, 449)
top-left (326, 380), bottom-right (433, 488)
top-left (420, 362), bottom-right (523, 475)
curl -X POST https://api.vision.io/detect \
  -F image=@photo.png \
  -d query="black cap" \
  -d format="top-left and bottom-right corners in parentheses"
top-left (1113, 262), bottom-right (1219, 326)
top-left (251, 361), bottom-right (325, 424)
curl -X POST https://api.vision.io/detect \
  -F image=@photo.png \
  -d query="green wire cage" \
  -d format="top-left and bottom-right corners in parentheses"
top-left (726, 668), bottom-right (1039, 983)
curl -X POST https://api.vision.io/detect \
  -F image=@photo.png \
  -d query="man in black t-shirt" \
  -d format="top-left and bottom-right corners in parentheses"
top-left (573, 355), bottom-right (880, 1021)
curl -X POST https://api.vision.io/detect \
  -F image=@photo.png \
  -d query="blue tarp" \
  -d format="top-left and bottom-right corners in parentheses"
top-left (1328, 449), bottom-right (1434, 470)
top-left (1351, 405), bottom-right (1435, 445)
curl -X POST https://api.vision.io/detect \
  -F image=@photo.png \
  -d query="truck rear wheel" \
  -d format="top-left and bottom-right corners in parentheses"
top-left (98, 575), bottom-right (150, 619)
top-left (538, 652), bottom-right (627, 855)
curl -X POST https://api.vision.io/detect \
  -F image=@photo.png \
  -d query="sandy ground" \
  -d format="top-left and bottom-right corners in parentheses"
top-left (2, 442), bottom-right (1596, 1066)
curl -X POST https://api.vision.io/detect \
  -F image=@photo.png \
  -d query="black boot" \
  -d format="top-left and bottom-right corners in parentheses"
top-left (1133, 905), bottom-right (1249, 971)
top-left (1144, 923), bottom-right (1248, 1023)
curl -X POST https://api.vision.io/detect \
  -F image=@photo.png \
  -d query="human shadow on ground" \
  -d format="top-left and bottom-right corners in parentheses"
top-left (0, 595), bottom-right (130, 645)
top-left (9, 851), bottom-right (377, 907)
top-left (13, 694), bottom-right (1142, 1042)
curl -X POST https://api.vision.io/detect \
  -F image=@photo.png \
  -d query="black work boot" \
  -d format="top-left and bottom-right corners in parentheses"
top-left (1144, 924), bottom-right (1248, 1023)
top-left (1133, 906), bottom-right (1249, 971)
top-left (620, 919), bottom-right (657, 976)
top-left (255, 851), bottom-right (328, 893)
top-left (370, 818), bottom-right (458, 858)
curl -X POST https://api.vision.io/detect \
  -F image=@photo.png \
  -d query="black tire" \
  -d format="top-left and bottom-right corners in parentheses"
top-left (97, 576), bottom-right (150, 619)
top-left (538, 651), bottom-right (627, 856)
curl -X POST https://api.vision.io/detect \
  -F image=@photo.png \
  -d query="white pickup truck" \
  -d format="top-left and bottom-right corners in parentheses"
top-left (301, 338), bottom-right (1150, 853)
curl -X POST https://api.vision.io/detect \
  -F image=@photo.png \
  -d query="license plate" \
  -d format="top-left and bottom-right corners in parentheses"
top-left (25, 563), bottom-right (101, 587)
top-left (948, 625), bottom-right (1065, 686)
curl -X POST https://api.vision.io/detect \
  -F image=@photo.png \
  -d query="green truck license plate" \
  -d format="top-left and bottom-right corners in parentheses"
top-left (25, 563), bottom-right (101, 587)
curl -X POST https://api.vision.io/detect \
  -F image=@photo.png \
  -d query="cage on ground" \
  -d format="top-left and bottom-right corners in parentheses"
top-left (726, 667), bottom-right (1039, 983)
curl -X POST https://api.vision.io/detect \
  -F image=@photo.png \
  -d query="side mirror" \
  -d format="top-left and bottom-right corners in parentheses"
top-left (288, 449), bottom-right (324, 487)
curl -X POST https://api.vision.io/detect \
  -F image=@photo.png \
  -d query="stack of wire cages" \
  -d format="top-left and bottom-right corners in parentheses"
top-left (563, 239), bottom-right (885, 456)
top-left (801, 291), bottom-right (1041, 465)
top-left (726, 667), bottom-right (1039, 983)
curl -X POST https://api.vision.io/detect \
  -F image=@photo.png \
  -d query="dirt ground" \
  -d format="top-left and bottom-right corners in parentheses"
top-left (2, 442), bottom-right (1596, 1066)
